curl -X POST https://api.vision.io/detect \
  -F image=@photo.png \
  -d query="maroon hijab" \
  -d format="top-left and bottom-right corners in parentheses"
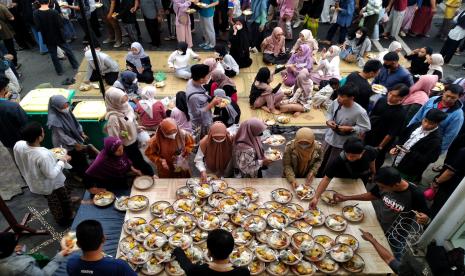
top-left (85, 137), bottom-right (132, 179)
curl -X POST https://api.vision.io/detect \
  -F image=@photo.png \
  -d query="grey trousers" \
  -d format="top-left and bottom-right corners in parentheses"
top-left (385, 9), bottom-right (406, 36)
top-left (199, 16), bottom-right (216, 47)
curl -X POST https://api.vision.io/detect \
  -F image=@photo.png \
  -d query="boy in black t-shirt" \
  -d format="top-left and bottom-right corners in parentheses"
top-left (333, 167), bottom-right (430, 232)
top-left (309, 137), bottom-right (377, 209)
top-left (174, 229), bottom-right (250, 275)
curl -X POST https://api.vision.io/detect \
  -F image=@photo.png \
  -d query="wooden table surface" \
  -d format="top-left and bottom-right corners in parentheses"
top-left (117, 178), bottom-right (394, 275)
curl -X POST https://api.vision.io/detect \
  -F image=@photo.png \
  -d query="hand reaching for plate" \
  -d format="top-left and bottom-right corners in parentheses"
top-left (333, 193), bottom-right (347, 203)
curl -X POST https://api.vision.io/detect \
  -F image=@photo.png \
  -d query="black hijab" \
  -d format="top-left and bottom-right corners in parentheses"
top-left (175, 91), bottom-right (190, 121)
top-left (229, 17), bottom-right (250, 58)
top-left (178, 42), bottom-right (188, 55)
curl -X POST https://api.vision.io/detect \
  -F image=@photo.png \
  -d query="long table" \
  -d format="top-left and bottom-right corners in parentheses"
top-left (117, 178), bottom-right (394, 275)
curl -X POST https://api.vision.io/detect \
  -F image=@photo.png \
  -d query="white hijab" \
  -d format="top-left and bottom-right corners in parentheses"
top-left (139, 86), bottom-right (157, 119)
top-left (427, 54), bottom-right (444, 75)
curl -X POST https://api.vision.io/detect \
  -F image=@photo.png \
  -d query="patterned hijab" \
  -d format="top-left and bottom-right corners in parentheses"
top-left (234, 118), bottom-right (266, 159)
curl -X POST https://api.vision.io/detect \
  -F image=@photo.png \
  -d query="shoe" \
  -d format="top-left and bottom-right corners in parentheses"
top-left (203, 45), bottom-right (214, 50)
top-left (113, 42), bottom-right (122, 48)
top-left (103, 38), bottom-right (115, 44)
top-left (82, 40), bottom-right (89, 45)
top-left (399, 31), bottom-right (406, 37)
top-left (57, 72), bottom-right (64, 76)
top-left (293, 19), bottom-right (302, 29)
top-left (199, 42), bottom-right (208, 47)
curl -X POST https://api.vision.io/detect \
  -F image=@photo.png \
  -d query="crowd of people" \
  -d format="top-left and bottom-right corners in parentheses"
top-left (0, 0), bottom-right (465, 275)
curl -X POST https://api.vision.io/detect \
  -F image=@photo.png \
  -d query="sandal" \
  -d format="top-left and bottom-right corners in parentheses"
top-left (61, 78), bottom-right (75, 85)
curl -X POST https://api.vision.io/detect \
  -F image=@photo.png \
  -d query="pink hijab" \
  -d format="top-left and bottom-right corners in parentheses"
top-left (294, 68), bottom-right (313, 97)
top-left (262, 27), bottom-right (285, 55)
top-left (234, 118), bottom-right (267, 159)
top-left (402, 75), bottom-right (438, 106)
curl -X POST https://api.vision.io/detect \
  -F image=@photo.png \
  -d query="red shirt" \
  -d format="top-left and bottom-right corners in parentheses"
top-left (394, 0), bottom-right (408, 11)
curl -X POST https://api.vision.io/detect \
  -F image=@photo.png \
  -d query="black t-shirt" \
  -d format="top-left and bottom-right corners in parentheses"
top-left (404, 54), bottom-right (429, 76)
top-left (174, 248), bottom-right (250, 276)
top-left (345, 72), bottom-right (372, 110)
top-left (325, 146), bottom-right (377, 179)
top-left (370, 182), bottom-right (429, 232)
top-left (365, 97), bottom-right (407, 147)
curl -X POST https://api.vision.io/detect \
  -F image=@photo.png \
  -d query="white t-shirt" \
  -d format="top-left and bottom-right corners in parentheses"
top-left (168, 49), bottom-right (200, 69)
top-left (13, 141), bottom-right (66, 195)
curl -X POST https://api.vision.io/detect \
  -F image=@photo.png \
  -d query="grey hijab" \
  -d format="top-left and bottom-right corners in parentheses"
top-left (214, 89), bottom-right (238, 125)
top-left (47, 95), bottom-right (84, 143)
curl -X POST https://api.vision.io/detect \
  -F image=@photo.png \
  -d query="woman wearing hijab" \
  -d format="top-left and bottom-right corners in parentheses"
top-left (291, 29), bottom-right (318, 55)
top-left (113, 71), bottom-right (140, 97)
top-left (145, 118), bottom-right (194, 178)
top-left (135, 86), bottom-right (166, 131)
top-left (83, 48), bottom-right (119, 85)
top-left (280, 69), bottom-right (312, 117)
top-left (261, 27), bottom-right (289, 65)
top-left (85, 137), bottom-right (143, 194)
top-left (210, 69), bottom-right (238, 103)
top-left (377, 41), bottom-right (402, 62)
top-left (125, 42), bottom-right (154, 84)
top-left (405, 46), bottom-right (433, 76)
top-left (173, 0), bottom-right (193, 47)
top-left (203, 58), bottom-right (225, 93)
top-left (229, 17), bottom-right (252, 68)
top-left (234, 118), bottom-right (273, 178)
top-left (47, 95), bottom-right (89, 178)
top-left (168, 42), bottom-right (200, 80)
top-left (283, 44), bottom-right (313, 86)
top-left (277, 0), bottom-right (296, 39)
top-left (402, 74), bottom-right (439, 123)
top-left (214, 44), bottom-right (239, 77)
top-left (195, 121), bottom-right (234, 180)
top-left (104, 87), bottom-right (155, 176)
top-left (310, 45), bottom-right (341, 85)
top-left (212, 89), bottom-right (241, 127)
top-left (283, 127), bottom-right (322, 188)
top-left (250, 67), bottom-right (284, 115)
top-left (426, 53), bottom-right (444, 80)
top-left (170, 91), bottom-right (193, 133)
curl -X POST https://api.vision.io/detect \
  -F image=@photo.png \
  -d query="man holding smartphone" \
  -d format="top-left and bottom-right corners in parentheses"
top-left (0, 76), bottom-right (27, 157)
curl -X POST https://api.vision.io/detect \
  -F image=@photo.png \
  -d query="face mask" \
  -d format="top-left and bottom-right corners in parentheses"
top-left (236, 24), bottom-right (243, 30)
top-left (299, 144), bottom-right (310, 149)
top-left (383, 63), bottom-right (392, 70)
top-left (165, 132), bottom-right (177, 140)
top-left (177, 50), bottom-right (184, 55)
top-left (355, 33), bottom-right (362, 39)
top-left (213, 137), bottom-right (226, 143)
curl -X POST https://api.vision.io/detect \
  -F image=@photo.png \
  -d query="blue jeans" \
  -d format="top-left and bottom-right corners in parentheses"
top-left (30, 26), bottom-right (48, 53)
top-left (63, 19), bottom-right (76, 41)
top-left (47, 43), bottom-right (79, 74)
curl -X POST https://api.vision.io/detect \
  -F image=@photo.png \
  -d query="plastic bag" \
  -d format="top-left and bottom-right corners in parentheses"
top-left (154, 72), bottom-right (167, 82)
top-left (173, 155), bottom-right (190, 172)
top-left (137, 131), bottom-right (150, 147)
